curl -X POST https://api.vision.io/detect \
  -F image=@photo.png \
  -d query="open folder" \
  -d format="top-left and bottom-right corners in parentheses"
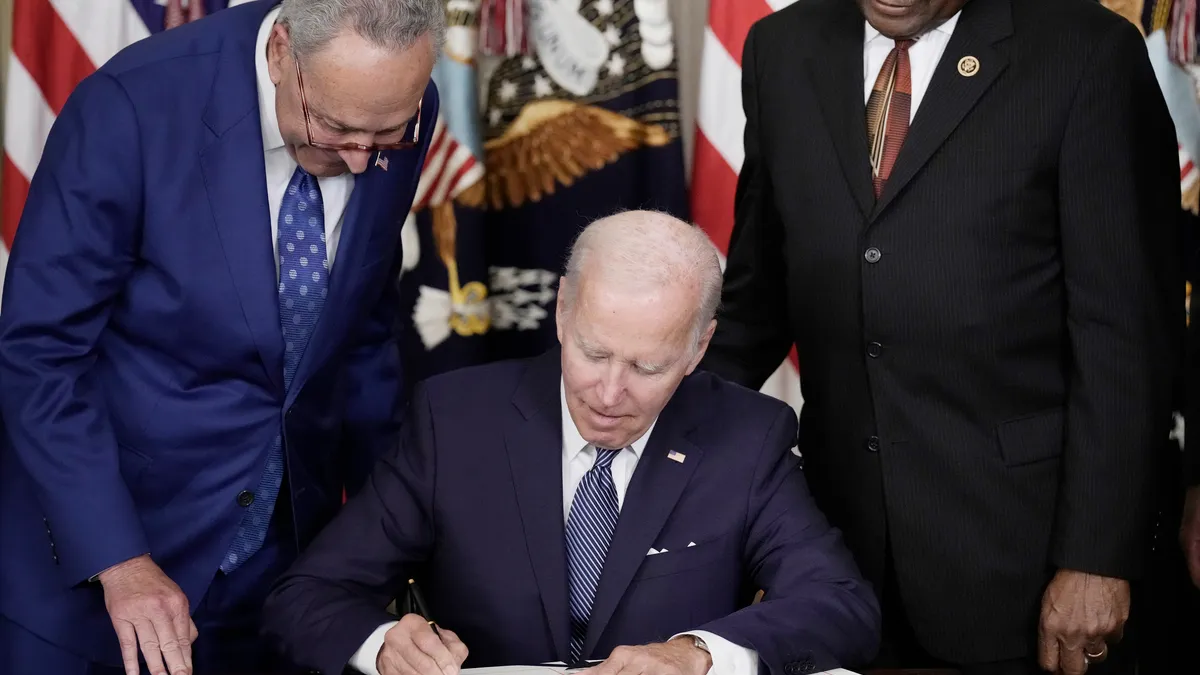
top-left (458, 662), bottom-right (864, 667)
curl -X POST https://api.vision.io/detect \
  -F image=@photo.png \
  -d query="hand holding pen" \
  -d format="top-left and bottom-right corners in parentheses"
top-left (376, 579), bottom-right (469, 675)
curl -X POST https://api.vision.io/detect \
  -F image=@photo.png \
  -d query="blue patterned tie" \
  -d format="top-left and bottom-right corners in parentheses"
top-left (222, 167), bottom-right (328, 572)
top-left (565, 448), bottom-right (622, 662)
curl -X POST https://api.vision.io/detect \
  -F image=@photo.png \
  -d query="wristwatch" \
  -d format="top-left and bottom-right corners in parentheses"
top-left (691, 635), bottom-right (710, 654)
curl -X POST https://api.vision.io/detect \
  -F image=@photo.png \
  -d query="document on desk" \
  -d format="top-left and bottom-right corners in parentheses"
top-left (462, 666), bottom-right (859, 675)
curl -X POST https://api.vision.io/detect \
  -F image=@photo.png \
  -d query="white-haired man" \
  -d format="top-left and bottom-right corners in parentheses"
top-left (261, 210), bottom-right (882, 675)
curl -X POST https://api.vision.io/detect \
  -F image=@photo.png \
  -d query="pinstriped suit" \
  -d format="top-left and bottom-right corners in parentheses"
top-left (701, 0), bottom-right (1182, 668)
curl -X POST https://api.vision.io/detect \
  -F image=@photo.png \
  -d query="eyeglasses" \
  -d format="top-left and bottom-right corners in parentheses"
top-left (295, 59), bottom-right (422, 151)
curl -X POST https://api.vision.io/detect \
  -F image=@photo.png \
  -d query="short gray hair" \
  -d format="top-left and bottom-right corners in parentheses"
top-left (278, 0), bottom-right (446, 61)
top-left (561, 210), bottom-right (723, 350)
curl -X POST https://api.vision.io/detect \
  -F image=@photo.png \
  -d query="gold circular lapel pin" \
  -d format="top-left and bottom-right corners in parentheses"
top-left (957, 55), bottom-right (980, 77)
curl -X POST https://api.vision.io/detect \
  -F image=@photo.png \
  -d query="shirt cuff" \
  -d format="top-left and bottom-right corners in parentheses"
top-left (671, 630), bottom-right (759, 675)
top-left (349, 621), bottom-right (398, 675)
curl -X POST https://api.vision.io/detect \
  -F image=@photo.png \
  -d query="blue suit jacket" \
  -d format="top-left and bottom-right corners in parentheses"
top-left (0, 0), bottom-right (437, 663)
top-left (262, 349), bottom-right (882, 675)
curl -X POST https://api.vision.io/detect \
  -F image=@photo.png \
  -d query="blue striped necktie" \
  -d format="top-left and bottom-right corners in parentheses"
top-left (221, 166), bottom-right (328, 572)
top-left (565, 447), bottom-right (623, 662)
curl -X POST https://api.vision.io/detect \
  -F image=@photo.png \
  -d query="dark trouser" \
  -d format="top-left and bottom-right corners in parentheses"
top-left (870, 544), bottom-right (1136, 675)
top-left (0, 494), bottom-right (300, 675)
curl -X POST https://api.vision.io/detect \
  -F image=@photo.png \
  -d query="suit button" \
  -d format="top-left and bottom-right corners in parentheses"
top-left (864, 247), bottom-right (881, 263)
top-left (866, 435), bottom-right (880, 452)
top-left (784, 665), bottom-right (800, 675)
top-left (866, 341), bottom-right (883, 358)
top-left (236, 490), bottom-right (255, 507)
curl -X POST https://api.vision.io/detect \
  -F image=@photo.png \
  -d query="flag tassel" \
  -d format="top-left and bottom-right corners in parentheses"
top-left (479, 0), bottom-right (531, 57)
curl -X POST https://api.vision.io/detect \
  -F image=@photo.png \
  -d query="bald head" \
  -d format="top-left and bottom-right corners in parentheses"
top-left (560, 210), bottom-right (723, 346)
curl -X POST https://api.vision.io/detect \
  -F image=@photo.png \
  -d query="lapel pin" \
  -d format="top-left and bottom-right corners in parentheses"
top-left (375, 153), bottom-right (389, 171)
top-left (957, 55), bottom-right (980, 77)
top-left (667, 449), bottom-right (686, 463)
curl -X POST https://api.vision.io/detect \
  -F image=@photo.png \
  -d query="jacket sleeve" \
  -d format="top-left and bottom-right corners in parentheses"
top-left (696, 405), bottom-right (882, 673)
top-left (0, 72), bottom-right (149, 585)
top-left (699, 22), bottom-right (795, 390)
top-left (1050, 18), bottom-right (1184, 579)
top-left (263, 383), bottom-right (438, 675)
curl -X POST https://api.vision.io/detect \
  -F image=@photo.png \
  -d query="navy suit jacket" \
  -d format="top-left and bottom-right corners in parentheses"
top-left (262, 349), bottom-right (882, 675)
top-left (0, 0), bottom-right (437, 664)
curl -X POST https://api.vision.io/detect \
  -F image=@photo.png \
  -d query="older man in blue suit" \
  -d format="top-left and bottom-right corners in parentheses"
top-left (0, 2), bottom-right (443, 674)
top-left (262, 211), bottom-right (882, 675)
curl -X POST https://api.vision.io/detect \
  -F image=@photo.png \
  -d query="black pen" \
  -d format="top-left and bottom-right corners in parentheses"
top-left (408, 578), bottom-right (441, 636)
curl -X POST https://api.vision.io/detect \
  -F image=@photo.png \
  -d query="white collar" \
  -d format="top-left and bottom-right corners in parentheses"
top-left (255, 6), bottom-right (286, 152)
top-left (560, 377), bottom-right (657, 462)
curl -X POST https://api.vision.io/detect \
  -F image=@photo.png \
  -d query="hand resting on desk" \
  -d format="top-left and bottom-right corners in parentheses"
top-left (578, 638), bottom-right (711, 675)
top-left (377, 613), bottom-right (469, 675)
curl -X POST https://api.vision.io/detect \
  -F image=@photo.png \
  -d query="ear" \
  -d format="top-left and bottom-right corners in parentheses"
top-left (555, 276), bottom-right (567, 345)
top-left (685, 319), bottom-right (717, 375)
top-left (266, 23), bottom-right (291, 86)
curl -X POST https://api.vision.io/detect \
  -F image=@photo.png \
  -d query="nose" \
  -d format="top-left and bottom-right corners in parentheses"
top-left (596, 365), bottom-right (625, 409)
top-left (339, 149), bottom-right (373, 174)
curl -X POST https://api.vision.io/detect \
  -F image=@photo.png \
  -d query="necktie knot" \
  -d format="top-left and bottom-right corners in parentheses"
top-left (895, 38), bottom-right (916, 50)
top-left (592, 447), bottom-right (622, 470)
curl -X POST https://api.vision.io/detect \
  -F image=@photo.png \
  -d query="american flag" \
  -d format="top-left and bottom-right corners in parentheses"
top-left (0, 0), bottom-right (239, 312)
top-left (691, 0), bottom-right (803, 417)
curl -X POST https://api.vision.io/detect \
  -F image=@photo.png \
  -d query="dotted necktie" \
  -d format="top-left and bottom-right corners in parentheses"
top-left (565, 448), bottom-right (623, 662)
top-left (222, 166), bottom-right (328, 572)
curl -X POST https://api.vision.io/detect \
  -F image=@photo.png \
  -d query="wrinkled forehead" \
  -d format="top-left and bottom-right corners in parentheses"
top-left (298, 32), bottom-right (431, 126)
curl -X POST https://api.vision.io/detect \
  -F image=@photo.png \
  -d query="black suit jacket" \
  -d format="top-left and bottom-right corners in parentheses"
top-left (700, 0), bottom-right (1182, 664)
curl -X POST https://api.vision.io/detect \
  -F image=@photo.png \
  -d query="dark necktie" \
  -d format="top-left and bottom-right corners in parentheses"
top-left (565, 447), bottom-right (622, 662)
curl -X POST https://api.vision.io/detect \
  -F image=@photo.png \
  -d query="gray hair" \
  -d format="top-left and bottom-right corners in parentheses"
top-left (561, 210), bottom-right (723, 350)
top-left (278, 0), bottom-right (446, 61)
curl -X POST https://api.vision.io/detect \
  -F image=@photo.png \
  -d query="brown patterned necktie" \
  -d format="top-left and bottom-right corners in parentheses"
top-left (866, 39), bottom-right (915, 197)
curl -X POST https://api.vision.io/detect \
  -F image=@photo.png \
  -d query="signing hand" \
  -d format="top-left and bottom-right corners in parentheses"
top-left (1037, 569), bottom-right (1128, 675)
top-left (1181, 485), bottom-right (1200, 588)
top-left (377, 613), bottom-right (469, 675)
top-left (582, 638), bottom-right (712, 675)
top-left (98, 554), bottom-right (198, 675)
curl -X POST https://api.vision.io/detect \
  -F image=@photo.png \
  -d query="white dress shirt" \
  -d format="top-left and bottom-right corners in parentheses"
top-left (347, 380), bottom-right (757, 675)
top-left (862, 12), bottom-right (961, 115)
top-left (255, 7), bottom-right (354, 276)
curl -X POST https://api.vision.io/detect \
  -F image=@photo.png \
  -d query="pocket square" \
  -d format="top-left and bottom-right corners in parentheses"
top-left (687, 541), bottom-right (696, 547)
top-left (647, 548), bottom-right (660, 556)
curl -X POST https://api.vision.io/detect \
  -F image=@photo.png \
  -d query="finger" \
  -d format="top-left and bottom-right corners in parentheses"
top-left (1059, 639), bottom-right (1088, 675)
top-left (152, 610), bottom-right (189, 675)
top-left (436, 627), bottom-right (469, 666)
top-left (1037, 622), bottom-right (1060, 673)
top-left (172, 608), bottom-right (194, 674)
top-left (134, 617), bottom-right (169, 675)
top-left (379, 645), bottom-right (415, 675)
top-left (1084, 642), bottom-right (1108, 664)
top-left (402, 629), bottom-right (451, 675)
top-left (112, 621), bottom-right (142, 675)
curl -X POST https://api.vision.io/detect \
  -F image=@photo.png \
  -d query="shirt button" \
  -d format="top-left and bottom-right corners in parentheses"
top-left (237, 490), bottom-right (255, 507)
top-left (864, 247), bottom-right (881, 263)
top-left (866, 341), bottom-right (883, 358)
top-left (866, 436), bottom-right (880, 452)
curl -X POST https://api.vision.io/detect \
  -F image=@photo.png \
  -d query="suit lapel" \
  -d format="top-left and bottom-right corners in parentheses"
top-left (872, 0), bottom-right (1013, 218)
top-left (505, 351), bottom-right (572, 662)
top-left (199, 29), bottom-right (284, 395)
top-left (582, 415), bottom-right (703, 658)
top-left (805, 2), bottom-right (873, 219)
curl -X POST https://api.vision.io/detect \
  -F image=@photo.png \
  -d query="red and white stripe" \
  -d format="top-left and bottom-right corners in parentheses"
top-left (411, 114), bottom-right (484, 210)
top-left (692, 0), bottom-right (803, 416)
top-left (2, 0), bottom-right (151, 310)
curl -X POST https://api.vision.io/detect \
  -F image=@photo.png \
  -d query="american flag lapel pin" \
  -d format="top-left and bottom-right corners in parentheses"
top-left (667, 449), bottom-right (686, 463)
top-left (375, 152), bottom-right (389, 171)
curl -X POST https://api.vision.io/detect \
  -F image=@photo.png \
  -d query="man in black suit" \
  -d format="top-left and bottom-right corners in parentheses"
top-left (699, 1), bottom-right (1182, 674)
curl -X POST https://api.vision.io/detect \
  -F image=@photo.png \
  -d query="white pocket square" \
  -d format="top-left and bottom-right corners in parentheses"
top-left (687, 541), bottom-right (696, 547)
